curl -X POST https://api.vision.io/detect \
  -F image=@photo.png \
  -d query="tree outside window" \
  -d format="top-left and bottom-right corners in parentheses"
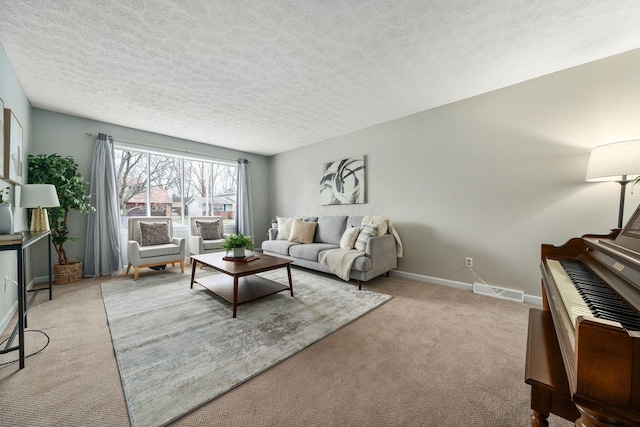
top-left (114, 147), bottom-right (237, 230)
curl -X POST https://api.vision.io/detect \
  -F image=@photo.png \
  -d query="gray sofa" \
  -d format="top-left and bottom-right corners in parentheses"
top-left (261, 215), bottom-right (398, 289)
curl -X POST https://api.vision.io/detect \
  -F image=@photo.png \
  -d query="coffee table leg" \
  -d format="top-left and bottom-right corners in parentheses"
top-left (232, 277), bottom-right (238, 318)
top-left (190, 259), bottom-right (197, 289)
top-left (287, 264), bottom-right (294, 297)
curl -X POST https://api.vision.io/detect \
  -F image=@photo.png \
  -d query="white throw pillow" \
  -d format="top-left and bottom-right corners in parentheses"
top-left (276, 216), bottom-right (294, 240)
top-left (354, 223), bottom-right (379, 252)
top-left (340, 225), bottom-right (361, 250)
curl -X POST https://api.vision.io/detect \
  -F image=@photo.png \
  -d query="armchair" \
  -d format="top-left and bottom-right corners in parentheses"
top-left (188, 216), bottom-right (227, 262)
top-left (125, 217), bottom-right (186, 280)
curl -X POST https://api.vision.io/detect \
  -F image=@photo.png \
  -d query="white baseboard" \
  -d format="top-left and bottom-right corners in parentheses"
top-left (389, 269), bottom-right (542, 306)
top-left (0, 299), bottom-right (18, 336)
top-left (0, 277), bottom-right (49, 335)
top-left (390, 270), bottom-right (472, 291)
top-left (33, 275), bottom-right (51, 284)
top-left (473, 283), bottom-right (524, 303)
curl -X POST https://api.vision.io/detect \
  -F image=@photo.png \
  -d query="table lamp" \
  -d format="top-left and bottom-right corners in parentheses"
top-left (586, 140), bottom-right (640, 228)
top-left (20, 184), bottom-right (60, 232)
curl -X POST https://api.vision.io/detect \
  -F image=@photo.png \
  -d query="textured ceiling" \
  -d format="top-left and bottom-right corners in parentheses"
top-left (1, 1), bottom-right (640, 156)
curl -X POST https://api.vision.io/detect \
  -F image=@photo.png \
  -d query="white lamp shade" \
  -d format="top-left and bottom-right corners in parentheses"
top-left (20, 184), bottom-right (60, 208)
top-left (585, 140), bottom-right (640, 182)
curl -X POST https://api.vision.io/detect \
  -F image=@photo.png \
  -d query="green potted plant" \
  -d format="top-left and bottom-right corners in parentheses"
top-left (222, 233), bottom-right (254, 258)
top-left (271, 217), bottom-right (278, 228)
top-left (28, 154), bottom-right (93, 284)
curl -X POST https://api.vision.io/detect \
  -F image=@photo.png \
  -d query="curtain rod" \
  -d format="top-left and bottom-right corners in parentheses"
top-left (85, 132), bottom-right (240, 163)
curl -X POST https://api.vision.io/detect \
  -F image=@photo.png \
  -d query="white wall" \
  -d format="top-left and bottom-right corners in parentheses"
top-left (269, 48), bottom-right (640, 297)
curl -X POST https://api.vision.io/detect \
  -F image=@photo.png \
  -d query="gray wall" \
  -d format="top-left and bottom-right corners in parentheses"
top-left (269, 48), bottom-right (640, 298)
top-left (0, 44), bottom-right (32, 330)
top-left (30, 108), bottom-right (272, 266)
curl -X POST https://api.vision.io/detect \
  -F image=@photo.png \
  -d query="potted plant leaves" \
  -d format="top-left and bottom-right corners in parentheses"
top-left (28, 154), bottom-right (93, 284)
top-left (222, 233), bottom-right (254, 258)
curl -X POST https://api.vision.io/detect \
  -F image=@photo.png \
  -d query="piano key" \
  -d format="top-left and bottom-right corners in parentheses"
top-left (557, 259), bottom-right (640, 331)
top-left (547, 259), bottom-right (591, 327)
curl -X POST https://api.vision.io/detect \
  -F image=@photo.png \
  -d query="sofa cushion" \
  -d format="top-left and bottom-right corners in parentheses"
top-left (355, 223), bottom-right (379, 252)
top-left (290, 243), bottom-right (338, 261)
top-left (316, 216), bottom-right (347, 245)
top-left (195, 219), bottom-right (221, 240)
top-left (139, 221), bottom-right (171, 246)
top-left (288, 218), bottom-right (317, 244)
top-left (339, 225), bottom-right (361, 250)
top-left (262, 239), bottom-right (298, 256)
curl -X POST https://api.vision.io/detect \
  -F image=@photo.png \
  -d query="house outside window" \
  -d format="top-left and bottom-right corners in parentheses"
top-left (114, 147), bottom-right (237, 230)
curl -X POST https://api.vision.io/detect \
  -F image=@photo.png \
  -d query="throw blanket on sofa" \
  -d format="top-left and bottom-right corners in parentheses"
top-left (320, 248), bottom-right (362, 281)
top-left (362, 215), bottom-right (403, 258)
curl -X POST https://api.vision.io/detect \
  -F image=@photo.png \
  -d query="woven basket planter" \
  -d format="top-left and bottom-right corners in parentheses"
top-left (54, 261), bottom-right (83, 285)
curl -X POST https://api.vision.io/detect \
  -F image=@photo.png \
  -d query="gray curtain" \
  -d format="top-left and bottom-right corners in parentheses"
top-left (84, 133), bottom-right (121, 276)
top-left (235, 158), bottom-right (253, 238)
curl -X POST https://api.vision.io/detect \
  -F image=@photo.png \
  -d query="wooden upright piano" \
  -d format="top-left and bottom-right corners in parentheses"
top-left (526, 206), bottom-right (640, 427)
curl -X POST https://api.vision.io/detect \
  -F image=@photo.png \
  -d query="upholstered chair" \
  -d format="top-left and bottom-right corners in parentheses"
top-left (126, 216), bottom-right (186, 280)
top-left (188, 216), bottom-right (227, 263)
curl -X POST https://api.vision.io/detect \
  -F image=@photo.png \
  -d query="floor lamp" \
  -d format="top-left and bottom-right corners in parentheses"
top-left (586, 140), bottom-right (640, 228)
top-left (20, 184), bottom-right (60, 231)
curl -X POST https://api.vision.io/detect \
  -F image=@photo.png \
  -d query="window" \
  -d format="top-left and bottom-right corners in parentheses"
top-left (114, 146), bottom-right (237, 230)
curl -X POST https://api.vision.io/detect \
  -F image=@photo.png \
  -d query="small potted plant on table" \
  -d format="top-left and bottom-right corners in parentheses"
top-left (222, 233), bottom-right (254, 258)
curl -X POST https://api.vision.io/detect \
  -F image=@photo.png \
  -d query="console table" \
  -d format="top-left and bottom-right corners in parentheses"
top-left (0, 230), bottom-right (52, 369)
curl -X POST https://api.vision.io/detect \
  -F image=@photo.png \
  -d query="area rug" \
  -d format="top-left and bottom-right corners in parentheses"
top-left (101, 268), bottom-right (391, 427)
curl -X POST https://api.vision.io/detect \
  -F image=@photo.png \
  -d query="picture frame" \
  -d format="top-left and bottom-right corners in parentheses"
top-left (4, 108), bottom-right (23, 184)
top-left (320, 155), bottom-right (366, 205)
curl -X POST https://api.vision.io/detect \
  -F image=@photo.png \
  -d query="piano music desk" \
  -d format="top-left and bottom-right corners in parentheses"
top-left (525, 308), bottom-right (580, 426)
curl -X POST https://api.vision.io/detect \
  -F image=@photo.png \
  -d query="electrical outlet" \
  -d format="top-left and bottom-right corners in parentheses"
top-left (4, 276), bottom-right (8, 292)
top-left (465, 257), bottom-right (473, 268)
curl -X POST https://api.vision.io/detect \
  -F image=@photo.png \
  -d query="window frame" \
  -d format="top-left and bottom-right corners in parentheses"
top-left (113, 144), bottom-right (237, 230)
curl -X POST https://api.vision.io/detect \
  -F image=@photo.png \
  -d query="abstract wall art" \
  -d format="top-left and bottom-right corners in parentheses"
top-left (320, 156), bottom-right (365, 205)
top-left (3, 109), bottom-right (22, 185)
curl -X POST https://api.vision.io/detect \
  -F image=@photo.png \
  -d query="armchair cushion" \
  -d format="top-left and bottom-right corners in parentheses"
top-left (203, 239), bottom-right (225, 250)
top-left (139, 221), bottom-right (172, 246)
top-left (195, 219), bottom-right (221, 240)
top-left (138, 243), bottom-right (182, 258)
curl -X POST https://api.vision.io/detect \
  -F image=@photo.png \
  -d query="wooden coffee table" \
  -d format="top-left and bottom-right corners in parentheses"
top-left (190, 252), bottom-right (294, 318)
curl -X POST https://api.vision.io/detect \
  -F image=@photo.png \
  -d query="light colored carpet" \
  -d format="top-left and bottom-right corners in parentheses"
top-left (101, 268), bottom-right (391, 427)
top-left (0, 267), bottom-right (574, 427)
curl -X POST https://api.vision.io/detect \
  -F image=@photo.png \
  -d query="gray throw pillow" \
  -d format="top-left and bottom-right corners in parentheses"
top-left (139, 222), bottom-right (171, 246)
top-left (196, 219), bottom-right (221, 240)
